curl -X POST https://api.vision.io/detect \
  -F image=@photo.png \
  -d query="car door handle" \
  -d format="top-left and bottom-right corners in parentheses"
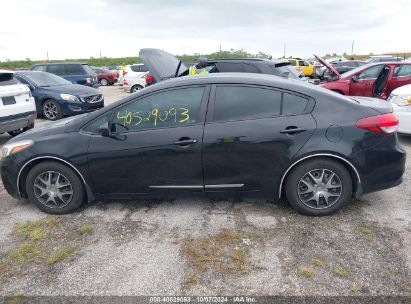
top-left (280, 127), bottom-right (307, 135)
top-left (174, 138), bottom-right (198, 146)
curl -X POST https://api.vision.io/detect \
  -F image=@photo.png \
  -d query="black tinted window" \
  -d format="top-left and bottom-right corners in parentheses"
top-left (0, 73), bottom-right (18, 86)
top-left (47, 65), bottom-right (65, 76)
top-left (130, 65), bottom-right (148, 72)
top-left (65, 64), bottom-right (84, 75)
top-left (112, 87), bottom-right (204, 132)
top-left (282, 93), bottom-right (308, 115)
top-left (213, 86), bottom-right (281, 122)
top-left (242, 63), bottom-right (260, 73)
top-left (83, 114), bottom-right (109, 133)
top-left (216, 63), bottom-right (243, 72)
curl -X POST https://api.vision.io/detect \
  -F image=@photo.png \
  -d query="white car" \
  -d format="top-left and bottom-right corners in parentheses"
top-left (388, 84), bottom-right (411, 134)
top-left (123, 72), bottom-right (148, 93)
top-left (0, 70), bottom-right (36, 137)
top-left (118, 64), bottom-right (149, 84)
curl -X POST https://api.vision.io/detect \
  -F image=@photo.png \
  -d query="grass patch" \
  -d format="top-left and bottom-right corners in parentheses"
top-left (0, 260), bottom-right (13, 281)
top-left (333, 266), bottom-right (350, 278)
top-left (15, 217), bottom-right (60, 241)
top-left (47, 245), bottom-right (76, 266)
top-left (79, 224), bottom-right (94, 235)
top-left (356, 226), bottom-right (375, 241)
top-left (311, 258), bottom-right (325, 267)
top-left (181, 229), bottom-right (250, 286)
top-left (299, 267), bottom-right (315, 278)
top-left (387, 267), bottom-right (399, 276)
top-left (350, 284), bottom-right (362, 293)
top-left (9, 242), bottom-right (42, 263)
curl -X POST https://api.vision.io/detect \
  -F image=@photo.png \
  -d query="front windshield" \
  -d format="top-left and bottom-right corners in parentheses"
top-left (23, 72), bottom-right (72, 87)
top-left (269, 64), bottom-right (302, 79)
top-left (340, 63), bottom-right (375, 78)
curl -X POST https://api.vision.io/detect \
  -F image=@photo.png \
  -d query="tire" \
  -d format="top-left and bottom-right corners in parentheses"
top-left (25, 161), bottom-right (85, 214)
top-left (42, 99), bottom-right (63, 121)
top-left (285, 158), bottom-right (352, 216)
top-left (8, 124), bottom-right (34, 137)
top-left (100, 78), bottom-right (108, 86)
top-left (131, 85), bottom-right (143, 93)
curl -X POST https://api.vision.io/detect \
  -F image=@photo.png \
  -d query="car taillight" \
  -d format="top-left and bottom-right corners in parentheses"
top-left (355, 113), bottom-right (399, 134)
top-left (145, 75), bottom-right (154, 83)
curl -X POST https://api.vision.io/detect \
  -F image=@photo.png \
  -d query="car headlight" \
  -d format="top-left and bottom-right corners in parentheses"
top-left (390, 94), bottom-right (411, 106)
top-left (0, 140), bottom-right (34, 158)
top-left (60, 94), bottom-right (79, 102)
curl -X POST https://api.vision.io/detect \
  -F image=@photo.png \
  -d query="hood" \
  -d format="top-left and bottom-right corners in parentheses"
top-left (391, 84), bottom-right (411, 95)
top-left (314, 54), bottom-right (340, 78)
top-left (40, 84), bottom-right (99, 96)
top-left (139, 48), bottom-right (188, 82)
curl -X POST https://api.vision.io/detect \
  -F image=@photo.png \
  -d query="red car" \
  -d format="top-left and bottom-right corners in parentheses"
top-left (94, 68), bottom-right (118, 86)
top-left (316, 55), bottom-right (411, 100)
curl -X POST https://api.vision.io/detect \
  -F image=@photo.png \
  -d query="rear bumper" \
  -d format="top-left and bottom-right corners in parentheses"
top-left (0, 112), bottom-right (36, 134)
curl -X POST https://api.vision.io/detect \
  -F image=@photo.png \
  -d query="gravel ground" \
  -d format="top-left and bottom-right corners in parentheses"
top-left (0, 85), bottom-right (410, 297)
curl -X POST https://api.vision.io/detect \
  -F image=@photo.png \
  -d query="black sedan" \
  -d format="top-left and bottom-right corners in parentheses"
top-left (15, 71), bottom-right (104, 121)
top-left (0, 73), bottom-right (405, 216)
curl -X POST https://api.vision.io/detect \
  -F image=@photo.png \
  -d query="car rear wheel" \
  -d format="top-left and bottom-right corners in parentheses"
top-left (285, 158), bottom-right (352, 216)
top-left (43, 99), bottom-right (63, 121)
top-left (100, 78), bottom-right (108, 86)
top-left (131, 85), bottom-right (143, 93)
top-left (8, 124), bottom-right (34, 137)
top-left (26, 161), bottom-right (85, 214)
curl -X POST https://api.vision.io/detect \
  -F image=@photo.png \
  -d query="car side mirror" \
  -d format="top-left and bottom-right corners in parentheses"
top-left (99, 122), bottom-right (111, 137)
top-left (351, 75), bottom-right (359, 82)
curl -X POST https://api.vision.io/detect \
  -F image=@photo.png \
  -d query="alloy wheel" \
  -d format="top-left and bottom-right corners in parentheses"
top-left (100, 78), bottom-right (108, 86)
top-left (33, 171), bottom-right (74, 209)
top-left (297, 168), bottom-right (342, 209)
top-left (43, 101), bottom-right (59, 120)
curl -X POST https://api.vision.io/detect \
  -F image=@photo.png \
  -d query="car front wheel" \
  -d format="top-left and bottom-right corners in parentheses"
top-left (285, 158), bottom-right (352, 216)
top-left (26, 161), bottom-right (85, 214)
top-left (100, 78), bottom-right (108, 86)
top-left (43, 99), bottom-right (63, 121)
top-left (131, 85), bottom-right (143, 93)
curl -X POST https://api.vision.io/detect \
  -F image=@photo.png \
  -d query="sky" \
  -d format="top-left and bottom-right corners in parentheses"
top-left (0, 0), bottom-right (410, 61)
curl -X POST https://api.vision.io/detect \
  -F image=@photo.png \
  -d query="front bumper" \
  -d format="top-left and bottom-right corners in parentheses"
top-left (0, 155), bottom-right (21, 199)
top-left (0, 112), bottom-right (36, 134)
top-left (60, 100), bottom-right (105, 116)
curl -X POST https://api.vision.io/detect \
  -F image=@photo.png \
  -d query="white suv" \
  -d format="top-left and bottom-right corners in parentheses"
top-left (0, 70), bottom-right (36, 137)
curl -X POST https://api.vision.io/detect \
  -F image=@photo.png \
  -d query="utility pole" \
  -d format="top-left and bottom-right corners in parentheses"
top-left (283, 42), bottom-right (286, 58)
top-left (46, 51), bottom-right (49, 62)
top-left (351, 40), bottom-right (354, 55)
top-left (219, 44), bottom-right (222, 52)
top-left (100, 49), bottom-right (102, 58)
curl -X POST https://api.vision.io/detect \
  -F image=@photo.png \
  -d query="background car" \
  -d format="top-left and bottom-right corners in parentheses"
top-left (366, 55), bottom-right (404, 63)
top-left (94, 68), bottom-right (118, 86)
top-left (316, 55), bottom-right (411, 99)
top-left (283, 57), bottom-right (315, 77)
top-left (322, 60), bottom-right (366, 79)
top-left (388, 84), bottom-right (411, 134)
top-left (123, 72), bottom-right (148, 93)
top-left (31, 63), bottom-right (99, 88)
top-left (15, 71), bottom-right (104, 120)
top-left (0, 70), bottom-right (36, 137)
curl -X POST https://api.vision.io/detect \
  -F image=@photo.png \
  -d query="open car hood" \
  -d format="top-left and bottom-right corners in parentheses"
top-left (139, 48), bottom-right (188, 82)
top-left (314, 54), bottom-right (340, 78)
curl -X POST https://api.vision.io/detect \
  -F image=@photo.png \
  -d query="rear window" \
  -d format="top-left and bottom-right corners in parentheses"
top-left (47, 65), bottom-right (65, 76)
top-left (82, 64), bottom-right (96, 75)
top-left (0, 73), bottom-right (18, 86)
top-left (130, 65), bottom-right (148, 72)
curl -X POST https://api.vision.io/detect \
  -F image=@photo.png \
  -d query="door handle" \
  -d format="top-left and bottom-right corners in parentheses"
top-left (174, 138), bottom-right (198, 146)
top-left (280, 126), bottom-right (307, 135)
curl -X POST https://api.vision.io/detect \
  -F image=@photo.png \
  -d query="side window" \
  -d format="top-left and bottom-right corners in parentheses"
top-left (213, 86), bottom-right (281, 122)
top-left (65, 64), bottom-right (84, 75)
top-left (282, 93), bottom-right (308, 115)
top-left (242, 63), bottom-right (260, 73)
top-left (112, 87), bottom-right (205, 132)
top-left (358, 65), bottom-right (383, 80)
top-left (298, 60), bottom-right (307, 66)
top-left (394, 65), bottom-right (411, 77)
top-left (289, 60), bottom-right (296, 66)
top-left (32, 65), bottom-right (46, 72)
top-left (216, 63), bottom-right (244, 72)
top-left (47, 65), bottom-right (65, 76)
top-left (83, 114), bottom-right (109, 134)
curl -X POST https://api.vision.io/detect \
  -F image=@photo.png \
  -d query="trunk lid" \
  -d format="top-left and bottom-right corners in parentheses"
top-left (314, 54), bottom-right (340, 78)
top-left (139, 48), bottom-right (188, 82)
top-left (351, 96), bottom-right (393, 114)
